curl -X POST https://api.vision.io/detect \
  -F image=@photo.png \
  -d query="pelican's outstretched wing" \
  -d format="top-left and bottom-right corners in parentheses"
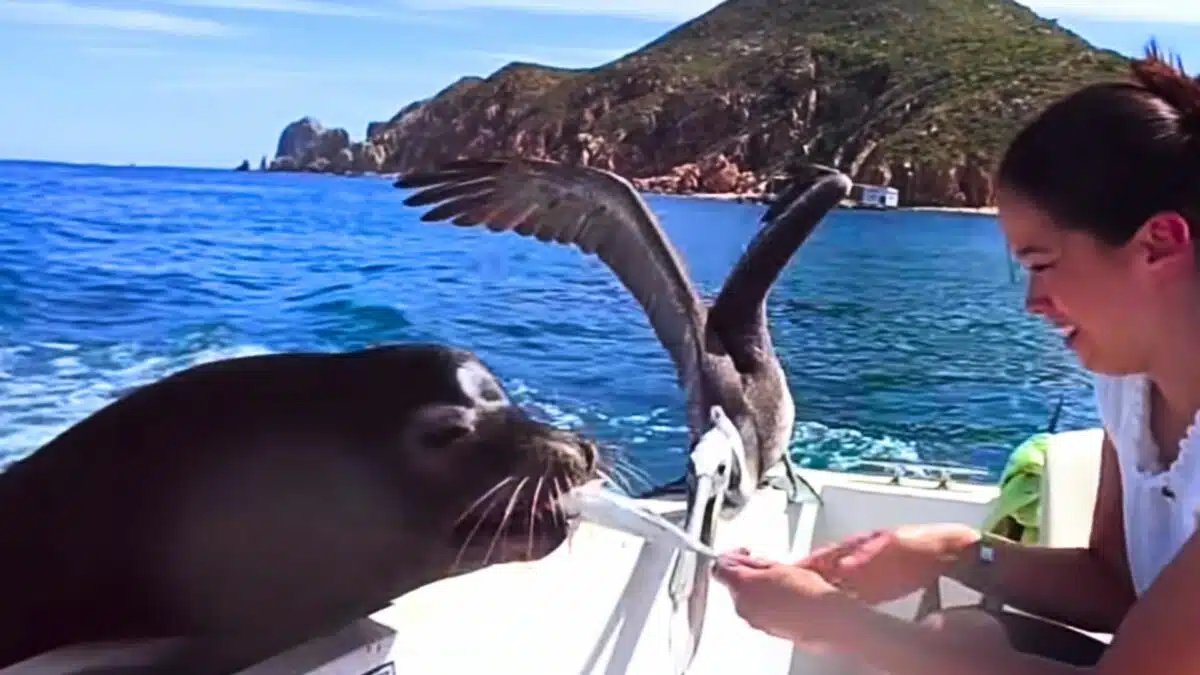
top-left (396, 158), bottom-right (707, 389)
top-left (708, 168), bottom-right (852, 371)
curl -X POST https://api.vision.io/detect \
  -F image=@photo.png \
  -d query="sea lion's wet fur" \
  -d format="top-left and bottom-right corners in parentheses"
top-left (0, 343), bottom-right (597, 670)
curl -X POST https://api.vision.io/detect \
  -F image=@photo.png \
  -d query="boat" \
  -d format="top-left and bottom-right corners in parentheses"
top-left (1, 426), bottom-right (1108, 675)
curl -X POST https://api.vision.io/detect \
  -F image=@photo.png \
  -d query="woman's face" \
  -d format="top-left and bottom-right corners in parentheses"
top-left (996, 187), bottom-right (1183, 376)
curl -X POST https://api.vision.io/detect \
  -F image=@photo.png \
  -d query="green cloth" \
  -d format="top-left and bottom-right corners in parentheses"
top-left (981, 433), bottom-right (1049, 544)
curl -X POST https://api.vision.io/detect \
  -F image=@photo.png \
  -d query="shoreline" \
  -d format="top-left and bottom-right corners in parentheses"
top-left (265, 170), bottom-right (1000, 214)
top-left (646, 190), bottom-right (997, 215)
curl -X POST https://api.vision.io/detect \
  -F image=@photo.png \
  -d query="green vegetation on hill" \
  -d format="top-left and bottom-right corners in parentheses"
top-left (269, 0), bottom-right (1134, 207)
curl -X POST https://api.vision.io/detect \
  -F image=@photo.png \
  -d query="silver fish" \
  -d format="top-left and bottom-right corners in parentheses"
top-left (560, 481), bottom-right (720, 561)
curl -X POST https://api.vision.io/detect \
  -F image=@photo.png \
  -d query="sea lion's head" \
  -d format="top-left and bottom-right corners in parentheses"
top-left (124, 345), bottom-right (602, 637)
top-left (394, 349), bottom-right (600, 574)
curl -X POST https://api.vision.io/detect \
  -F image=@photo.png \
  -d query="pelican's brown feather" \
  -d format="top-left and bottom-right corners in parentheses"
top-left (396, 158), bottom-right (708, 389)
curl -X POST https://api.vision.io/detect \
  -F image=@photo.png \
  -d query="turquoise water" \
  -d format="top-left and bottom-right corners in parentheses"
top-left (0, 159), bottom-right (1098, 485)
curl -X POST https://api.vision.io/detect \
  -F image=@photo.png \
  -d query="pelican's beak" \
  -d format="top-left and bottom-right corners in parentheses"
top-left (665, 406), bottom-right (742, 674)
top-left (667, 466), bottom-right (726, 674)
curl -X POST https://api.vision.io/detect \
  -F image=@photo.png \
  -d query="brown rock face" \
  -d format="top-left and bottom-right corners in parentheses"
top-left (261, 0), bottom-right (1130, 206)
top-left (267, 119), bottom-right (389, 175)
top-left (274, 117), bottom-right (324, 160)
top-left (631, 154), bottom-right (760, 195)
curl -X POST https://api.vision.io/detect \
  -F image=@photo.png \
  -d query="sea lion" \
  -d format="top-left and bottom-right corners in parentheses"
top-left (0, 343), bottom-right (599, 671)
top-left (393, 158), bottom-right (851, 512)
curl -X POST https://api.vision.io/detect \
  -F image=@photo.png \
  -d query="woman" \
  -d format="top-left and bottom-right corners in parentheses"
top-left (715, 43), bottom-right (1200, 675)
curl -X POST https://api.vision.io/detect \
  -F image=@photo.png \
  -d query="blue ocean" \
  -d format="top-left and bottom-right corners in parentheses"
top-left (0, 159), bottom-right (1098, 486)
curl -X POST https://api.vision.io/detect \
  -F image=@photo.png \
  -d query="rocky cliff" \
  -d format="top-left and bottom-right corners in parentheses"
top-left (265, 0), bottom-right (1131, 207)
top-left (266, 117), bottom-right (388, 175)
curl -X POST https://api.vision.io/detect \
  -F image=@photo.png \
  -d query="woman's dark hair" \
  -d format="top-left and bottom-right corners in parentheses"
top-left (997, 40), bottom-right (1200, 247)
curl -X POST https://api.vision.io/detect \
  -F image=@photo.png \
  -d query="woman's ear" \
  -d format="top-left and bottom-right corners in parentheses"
top-left (1133, 211), bottom-right (1194, 274)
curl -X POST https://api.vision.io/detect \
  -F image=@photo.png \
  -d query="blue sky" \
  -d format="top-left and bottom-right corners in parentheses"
top-left (1, 0), bottom-right (1197, 168)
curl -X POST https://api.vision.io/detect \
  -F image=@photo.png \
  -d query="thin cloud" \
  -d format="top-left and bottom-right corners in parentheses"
top-left (78, 45), bottom-right (176, 58)
top-left (152, 63), bottom-right (418, 92)
top-left (156, 69), bottom-right (317, 92)
top-left (156, 0), bottom-right (392, 19)
top-left (152, 0), bottom-right (465, 25)
top-left (0, 0), bottom-right (237, 36)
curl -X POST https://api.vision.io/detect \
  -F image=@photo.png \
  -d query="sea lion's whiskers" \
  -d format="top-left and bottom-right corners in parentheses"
top-left (452, 478), bottom-right (517, 573)
top-left (593, 467), bottom-right (615, 487)
top-left (611, 455), bottom-right (654, 495)
top-left (622, 456), bottom-right (655, 486)
top-left (590, 436), bottom-right (652, 496)
top-left (483, 477), bottom-right (528, 567)
top-left (595, 466), bottom-right (641, 501)
top-left (590, 454), bottom-right (638, 492)
top-left (526, 475), bottom-right (546, 560)
top-left (454, 476), bottom-right (516, 527)
top-left (552, 477), bottom-right (569, 528)
top-left (554, 477), bottom-right (578, 552)
top-left (595, 463), bottom-right (633, 496)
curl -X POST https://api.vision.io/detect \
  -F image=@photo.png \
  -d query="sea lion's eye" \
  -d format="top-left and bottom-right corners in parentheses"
top-left (409, 404), bottom-right (476, 451)
top-left (422, 424), bottom-right (470, 449)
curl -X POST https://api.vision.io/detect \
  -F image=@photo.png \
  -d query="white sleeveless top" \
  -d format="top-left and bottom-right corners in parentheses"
top-left (1093, 373), bottom-right (1200, 595)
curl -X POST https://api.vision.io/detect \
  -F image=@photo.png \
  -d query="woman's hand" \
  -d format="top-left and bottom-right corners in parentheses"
top-left (801, 523), bottom-right (981, 604)
top-left (713, 549), bottom-right (851, 646)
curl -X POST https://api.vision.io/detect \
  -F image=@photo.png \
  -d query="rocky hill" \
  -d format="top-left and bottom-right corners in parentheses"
top-left (263, 0), bottom-right (1131, 207)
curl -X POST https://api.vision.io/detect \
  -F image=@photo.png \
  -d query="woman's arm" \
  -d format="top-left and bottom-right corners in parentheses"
top-left (818, 522), bottom-right (1200, 675)
top-left (946, 432), bottom-right (1136, 632)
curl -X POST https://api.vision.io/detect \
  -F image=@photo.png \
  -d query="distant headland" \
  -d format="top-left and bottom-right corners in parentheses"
top-left (242, 0), bottom-right (1131, 209)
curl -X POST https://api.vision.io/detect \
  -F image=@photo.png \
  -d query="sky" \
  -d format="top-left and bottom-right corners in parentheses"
top-left (1, 0), bottom-right (1198, 168)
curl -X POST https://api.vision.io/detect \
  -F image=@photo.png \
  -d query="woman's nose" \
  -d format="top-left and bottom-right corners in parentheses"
top-left (1025, 291), bottom-right (1064, 321)
top-left (1024, 277), bottom-right (1050, 316)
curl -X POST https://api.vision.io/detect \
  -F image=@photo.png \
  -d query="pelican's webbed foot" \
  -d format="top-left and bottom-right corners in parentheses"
top-left (767, 454), bottom-right (821, 504)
